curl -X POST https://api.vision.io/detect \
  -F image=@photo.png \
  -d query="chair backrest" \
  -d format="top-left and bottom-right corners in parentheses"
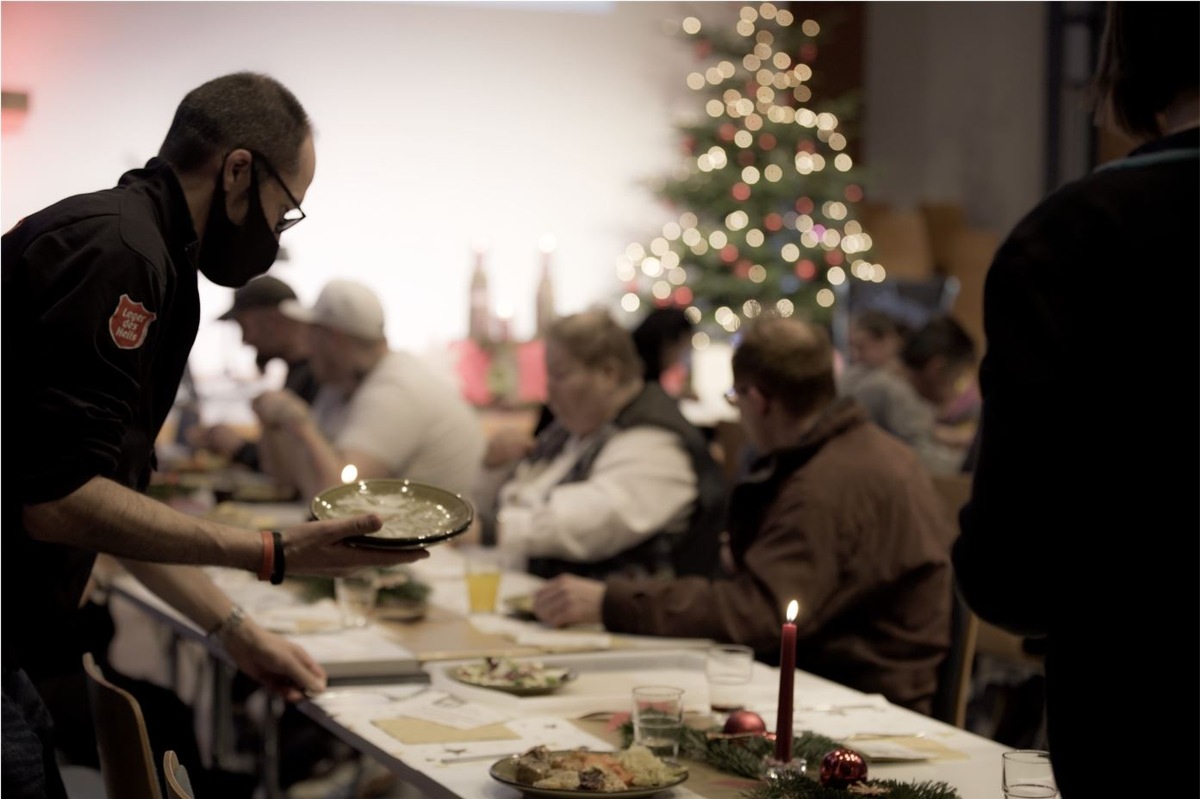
top-left (163, 750), bottom-right (196, 799)
top-left (931, 585), bottom-right (979, 728)
top-left (929, 473), bottom-right (980, 728)
top-left (82, 652), bottom-right (163, 799)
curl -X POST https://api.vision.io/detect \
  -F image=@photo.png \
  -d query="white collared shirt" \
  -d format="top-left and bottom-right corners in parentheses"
top-left (495, 426), bottom-right (698, 564)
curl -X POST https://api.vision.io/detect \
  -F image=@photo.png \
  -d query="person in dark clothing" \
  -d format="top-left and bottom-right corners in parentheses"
top-left (1, 71), bottom-right (426, 798)
top-left (190, 275), bottom-right (319, 471)
top-left (951, 4), bottom-right (1198, 796)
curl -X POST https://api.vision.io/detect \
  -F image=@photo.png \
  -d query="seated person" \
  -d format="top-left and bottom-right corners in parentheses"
top-left (254, 278), bottom-right (485, 500)
top-left (529, 306), bottom-right (697, 438)
top-left (533, 315), bottom-right (953, 714)
top-left (845, 308), bottom-right (908, 370)
top-left (190, 275), bottom-right (319, 471)
top-left (475, 309), bottom-right (725, 580)
top-left (900, 316), bottom-right (980, 454)
top-left (839, 314), bottom-right (976, 476)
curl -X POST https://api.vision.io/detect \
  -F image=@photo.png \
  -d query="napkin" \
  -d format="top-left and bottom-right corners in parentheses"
top-left (254, 599), bottom-right (343, 634)
top-left (468, 615), bottom-right (612, 650)
top-left (373, 717), bottom-right (520, 745)
top-left (848, 736), bottom-right (967, 761)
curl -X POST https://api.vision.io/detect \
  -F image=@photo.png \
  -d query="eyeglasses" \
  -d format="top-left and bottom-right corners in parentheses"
top-left (250, 150), bottom-right (306, 234)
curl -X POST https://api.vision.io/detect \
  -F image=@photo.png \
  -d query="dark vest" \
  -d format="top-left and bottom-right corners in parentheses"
top-left (527, 383), bottom-right (727, 580)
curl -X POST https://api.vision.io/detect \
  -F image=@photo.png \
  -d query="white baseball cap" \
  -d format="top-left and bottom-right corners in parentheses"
top-left (280, 279), bottom-right (386, 340)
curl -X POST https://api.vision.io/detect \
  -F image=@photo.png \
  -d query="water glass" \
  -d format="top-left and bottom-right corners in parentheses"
top-left (631, 686), bottom-right (684, 759)
top-left (1002, 750), bottom-right (1057, 798)
top-left (706, 644), bottom-right (755, 716)
top-left (463, 546), bottom-right (502, 614)
top-left (335, 571), bottom-right (380, 628)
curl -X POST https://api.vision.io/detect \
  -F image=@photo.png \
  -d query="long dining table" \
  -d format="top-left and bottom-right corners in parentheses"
top-left (105, 498), bottom-right (1011, 799)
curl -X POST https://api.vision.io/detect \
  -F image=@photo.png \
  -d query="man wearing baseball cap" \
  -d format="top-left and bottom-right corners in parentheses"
top-left (253, 278), bottom-right (486, 501)
top-left (192, 275), bottom-right (319, 470)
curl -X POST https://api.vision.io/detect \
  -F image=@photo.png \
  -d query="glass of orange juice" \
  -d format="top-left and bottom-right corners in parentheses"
top-left (463, 546), bottom-right (502, 614)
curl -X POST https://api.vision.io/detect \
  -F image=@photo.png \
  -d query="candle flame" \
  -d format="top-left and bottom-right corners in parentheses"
top-left (786, 599), bottom-right (798, 622)
top-left (539, 233), bottom-right (557, 253)
top-left (341, 464), bottom-right (358, 483)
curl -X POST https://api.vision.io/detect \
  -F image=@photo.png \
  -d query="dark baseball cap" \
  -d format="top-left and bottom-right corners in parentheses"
top-left (218, 275), bottom-right (298, 320)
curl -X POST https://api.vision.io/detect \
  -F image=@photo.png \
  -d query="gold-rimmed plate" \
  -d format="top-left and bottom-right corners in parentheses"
top-left (311, 479), bottom-right (474, 549)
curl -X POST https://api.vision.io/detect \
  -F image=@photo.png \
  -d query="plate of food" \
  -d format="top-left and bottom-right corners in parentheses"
top-left (489, 745), bottom-right (688, 798)
top-left (311, 479), bottom-right (474, 549)
top-left (450, 658), bottom-right (576, 697)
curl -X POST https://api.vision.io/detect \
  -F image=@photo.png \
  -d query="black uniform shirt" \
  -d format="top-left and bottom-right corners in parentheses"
top-left (2, 159), bottom-right (201, 671)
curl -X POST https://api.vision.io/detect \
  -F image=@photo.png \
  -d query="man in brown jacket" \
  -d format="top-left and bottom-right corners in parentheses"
top-left (534, 316), bottom-right (953, 713)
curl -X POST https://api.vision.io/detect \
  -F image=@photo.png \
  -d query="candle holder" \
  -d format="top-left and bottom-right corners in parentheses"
top-left (761, 754), bottom-right (807, 781)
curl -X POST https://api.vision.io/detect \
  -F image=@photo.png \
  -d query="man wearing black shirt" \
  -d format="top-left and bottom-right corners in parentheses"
top-left (1, 71), bottom-right (425, 798)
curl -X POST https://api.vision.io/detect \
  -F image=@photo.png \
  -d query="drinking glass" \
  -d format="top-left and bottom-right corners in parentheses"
top-left (706, 644), bottom-right (755, 718)
top-left (335, 570), bottom-right (380, 628)
top-left (463, 546), bottom-right (502, 614)
top-left (631, 686), bottom-right (684, 759)
top-left (1002, 750), bottom-right (1058, 798)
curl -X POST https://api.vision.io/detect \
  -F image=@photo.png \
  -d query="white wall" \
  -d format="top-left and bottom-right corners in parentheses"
top-left (3, 1), bottom-right (1048, 392)
top-left (1, 0), bottom-right (699, 381)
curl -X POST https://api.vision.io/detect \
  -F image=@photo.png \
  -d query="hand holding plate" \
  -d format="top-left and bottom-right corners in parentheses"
top-left (281, 513), bottom-right (430, 576)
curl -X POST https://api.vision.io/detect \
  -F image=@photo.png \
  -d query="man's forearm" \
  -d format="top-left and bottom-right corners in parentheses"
top-left (23, 476), bottom-right (258, 571)
top-left (119, 559), bottom-right (235, 635)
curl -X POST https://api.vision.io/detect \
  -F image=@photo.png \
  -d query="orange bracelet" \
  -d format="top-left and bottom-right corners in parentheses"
top-left (258, 530), bottom-right (275, 582)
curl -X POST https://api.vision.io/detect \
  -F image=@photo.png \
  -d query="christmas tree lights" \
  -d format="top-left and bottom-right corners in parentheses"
top-left (620, 3), bottom-right (886, 337)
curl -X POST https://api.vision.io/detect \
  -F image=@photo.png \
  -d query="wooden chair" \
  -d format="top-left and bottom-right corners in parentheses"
top-left (163, 750), bottom-right (196, 799)
top-left (82, 652), bottom-right (163, 799)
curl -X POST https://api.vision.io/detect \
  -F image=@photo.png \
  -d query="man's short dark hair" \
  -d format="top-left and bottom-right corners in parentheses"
top-left (1091, 2), bottom-right (1200, 139)
top-left (901, 316), bottom-right (976, 372)
top-left (732, 315), bottom-right (837, 418)
top-left (632, 307), bottom-right (694, 381)
top-left (158, 72), bottom-right (311, 173)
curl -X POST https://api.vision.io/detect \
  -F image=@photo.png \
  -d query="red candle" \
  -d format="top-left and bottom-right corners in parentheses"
top-left (775, 599), bottom-right (798, 761)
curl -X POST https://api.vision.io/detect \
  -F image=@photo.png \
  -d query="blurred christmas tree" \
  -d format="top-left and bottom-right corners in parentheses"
top-left (618, 2), bottom-right (885, 337)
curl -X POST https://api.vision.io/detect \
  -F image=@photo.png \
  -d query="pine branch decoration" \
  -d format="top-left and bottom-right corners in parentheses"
top-left (618, 721), bottom-right (961, 799)
top-left (745, 772), bottom-right (962, 799)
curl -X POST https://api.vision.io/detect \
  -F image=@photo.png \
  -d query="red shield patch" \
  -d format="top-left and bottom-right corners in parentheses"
top-left (108, 294), bottom-right (158, 350)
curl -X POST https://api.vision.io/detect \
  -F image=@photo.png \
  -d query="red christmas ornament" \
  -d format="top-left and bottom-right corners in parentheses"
top-left (722, 710), bottom-right (767, 735)
top-left (819, 747), bottom-right (868, 788)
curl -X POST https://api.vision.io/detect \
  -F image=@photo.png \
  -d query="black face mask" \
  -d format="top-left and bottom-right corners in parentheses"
top-left (198, 163), bottom-right (280, 288)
